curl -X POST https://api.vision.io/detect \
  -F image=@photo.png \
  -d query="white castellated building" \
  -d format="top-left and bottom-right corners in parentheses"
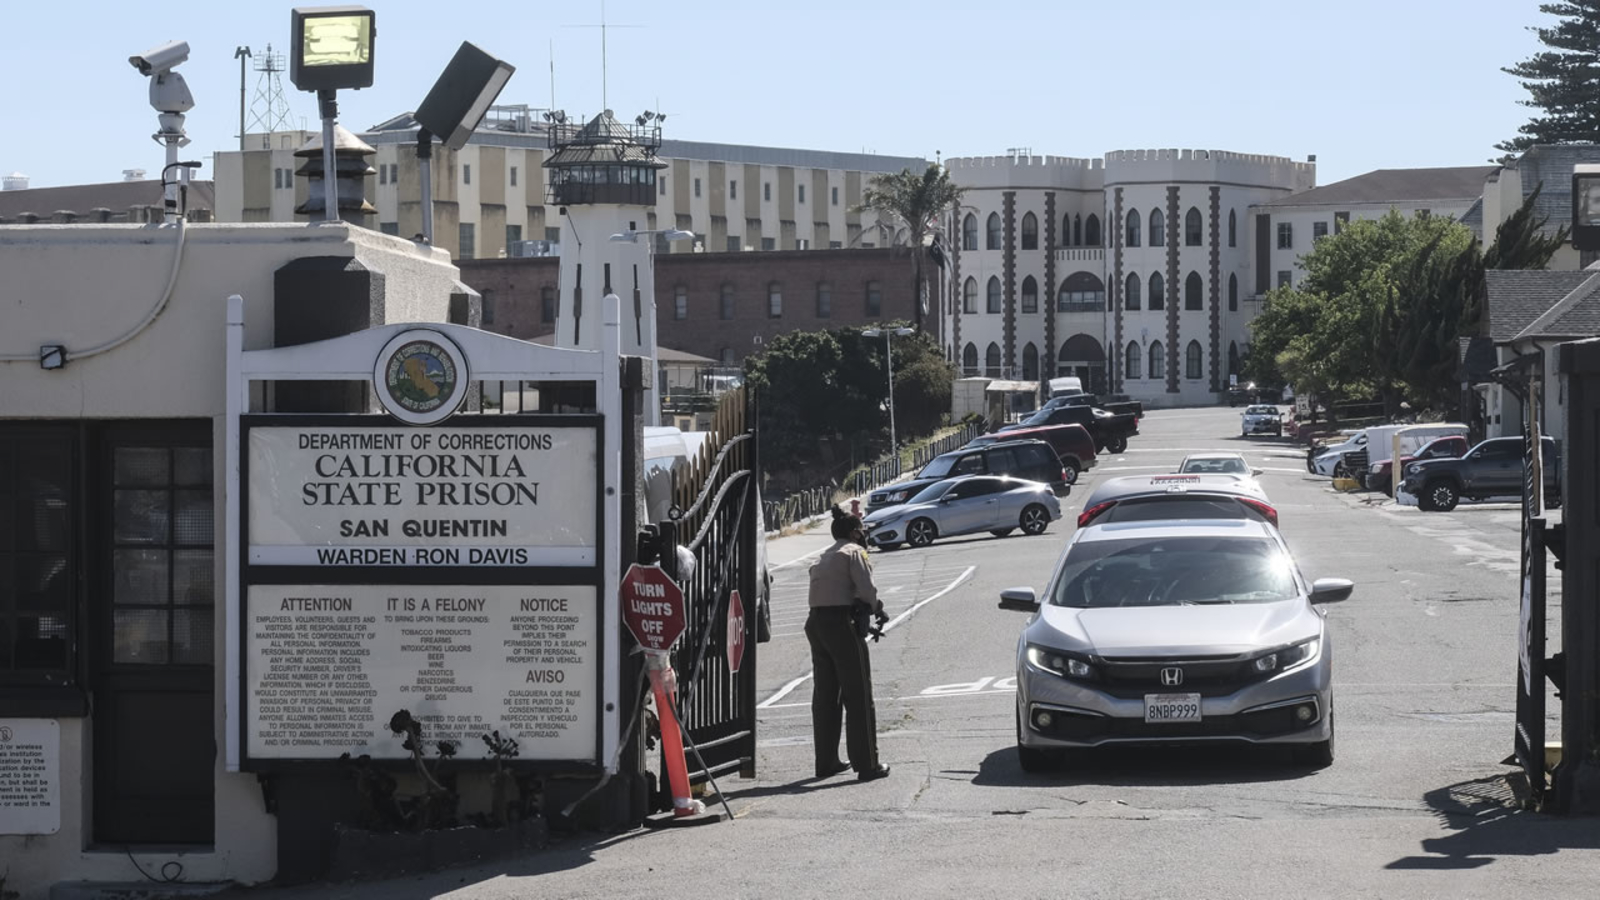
top-left (943, 149), bottom-right (1316, 406)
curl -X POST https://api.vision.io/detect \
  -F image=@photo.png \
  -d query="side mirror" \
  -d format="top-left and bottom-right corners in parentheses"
top-left (998, 587), bottom-right (1040, 612)
top-left (1252, 469), bottom-right (1264, 477)
top-left (1309, 577), bottom-right (1354, 604)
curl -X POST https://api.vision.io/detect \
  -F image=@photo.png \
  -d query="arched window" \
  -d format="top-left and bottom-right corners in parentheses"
top-left (1021, 276), bottom-right (1039, 314)
top-left (1148, 340), bottom-right (1166, 380)
top-left (1084, 214), bottom-right (1100, 246)
top-left (1022, 343), bottom-right (1039, 381)
top-left (1056, 272), bottom-right (1104, 312)
top-left (1185, 207), bottom-right (1203, 246)
top-left (986, 213), bottom-right (1002, 250)
top-left (1125, 209), bottom-right (1141, 247)
top-left (1124, 273), bottom-right (1141, 310)
top-left (1228, 341), bottom-right (1240, 376)
top-left (963, 342), bottom-right (979, 375)
top-left (986, 277), bottom-right (1002, 314)
top-left (1149, 208), bottom-right (1165, 248)
top-left (1186, 340), bottom-right (1203, 379)
top-left (1021, 212), bottom-right (1038, 250)
top-left (984, 342), bottom-right (1002, 377)
top-left (962, 277), bottom-right (978, 314)
top-left (1073, 214), bottom-right (1083, 246)
top-left (1228, 273), bottom-right (1238, 312)
top-left (1149, 272), bottom-right (1165, 311)
top-left (1125, 342), bottom-right (1142, 380)
top-left (1185, 271), bottom-right (1203, 311)
top-left (962, 214), bottom-right (978, 251)
top-left (1228, 209), bottom-right (1237, 248)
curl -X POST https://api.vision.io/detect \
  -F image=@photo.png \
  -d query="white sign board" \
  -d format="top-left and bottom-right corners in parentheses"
top-left (247, 425), bottom-right (597, 566)
top-left (246, 585), bottom-right (597, 761)
top-left (0, 719), bottom-right (60, 835)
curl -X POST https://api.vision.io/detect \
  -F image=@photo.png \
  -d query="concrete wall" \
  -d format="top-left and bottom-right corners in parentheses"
top-left (0, 222), bottom-right (459, 899)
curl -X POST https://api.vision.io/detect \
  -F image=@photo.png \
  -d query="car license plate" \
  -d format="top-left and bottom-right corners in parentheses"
top-left (1144, 693), bottom-right (1202, 723)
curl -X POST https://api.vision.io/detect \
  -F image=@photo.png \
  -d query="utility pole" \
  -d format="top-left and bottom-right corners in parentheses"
top-left (234, 46), bottom-right (252, 151)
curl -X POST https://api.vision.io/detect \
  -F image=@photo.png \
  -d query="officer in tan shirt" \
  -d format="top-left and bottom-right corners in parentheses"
top-left (805, 507), bottom-right (890, 782)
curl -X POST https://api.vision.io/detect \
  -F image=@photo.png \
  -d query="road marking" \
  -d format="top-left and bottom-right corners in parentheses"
top-left (755, 565), bottom-right (976, 709)
top-left (771, 546), bottom-right (826, 571)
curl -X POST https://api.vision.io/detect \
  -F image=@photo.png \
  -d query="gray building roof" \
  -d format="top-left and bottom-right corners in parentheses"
top-left (1484, 269), bottom-right (1594, 342)
top-left (1459, 196), bottom-right (1484, 239)
top-left (1256, 166), bottom-right (1497, 208)
top-left (0, 179), bottom-right (215, 222)
top-left (1516, 271), bottom-right (1600, 340)
top-left (1507, 143), bottom-right (1600, 235)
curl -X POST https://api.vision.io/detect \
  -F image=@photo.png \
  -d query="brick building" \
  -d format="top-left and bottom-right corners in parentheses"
top-left (459, 248), bottom-right (918, 366)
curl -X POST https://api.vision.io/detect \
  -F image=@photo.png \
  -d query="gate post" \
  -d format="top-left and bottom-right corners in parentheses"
top-left (1555, 337), bottom-right (1600, 813)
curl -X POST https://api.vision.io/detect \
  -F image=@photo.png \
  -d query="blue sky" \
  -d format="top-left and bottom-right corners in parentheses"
top-left (5, 0), bottom-right (1549, 189)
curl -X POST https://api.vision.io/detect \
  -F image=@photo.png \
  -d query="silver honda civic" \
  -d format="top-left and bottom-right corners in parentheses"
top-left (863, 475), bottom-right (1060, 549)
top-left (1000, 517), bottom-right (1351, 771)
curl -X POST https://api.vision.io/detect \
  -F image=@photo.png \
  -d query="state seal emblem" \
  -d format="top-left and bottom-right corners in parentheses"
top-left (373, 329), bottom-right (469, 425)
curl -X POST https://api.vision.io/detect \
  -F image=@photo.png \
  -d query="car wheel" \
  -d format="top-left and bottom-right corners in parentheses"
top-left (1061, 460), bottom-right (1080, 485)
top-left (906, 518), bottom-right (937, 548)
top-left (756, 587), bottom-right (772, 644)
top-left (1106, 435), bottom-right (1128, 454)
top-left (1424, 480), bottom-right (1459, 512)
top-left (1332, 461), bottom-right (1348, 479)
top-left (989, 528), bottom-right (1015, 538)
top-left (1292, 718), bottom-right (1335, 768)
top-left (1020, 504), bottom-right (1051, 536)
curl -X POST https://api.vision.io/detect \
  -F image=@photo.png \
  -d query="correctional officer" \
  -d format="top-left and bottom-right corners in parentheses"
top-left (804, 507), bottom-right (890, 782)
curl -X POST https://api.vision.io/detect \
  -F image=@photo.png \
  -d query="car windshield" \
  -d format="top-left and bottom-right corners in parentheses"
top-left (1020, 410), bottom-right (1051, 427)
top-left (1180, 457), bottom-right (1248, 475)
top-left (907, 480), bottom-right (953, 504)
top-left (1095, 495), bottom-right (1255, 524)
top-left (1051, 536), bottom-right (1297, 608)
top-left (1246, 406), bottom-right (1277, 415)
top-left (919, 454), bottom-right (959, 478)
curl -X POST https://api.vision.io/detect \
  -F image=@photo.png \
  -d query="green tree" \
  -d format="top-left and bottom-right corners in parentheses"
top-left (859, 164), bottom-right (966, 332)
top-left (1499, 1), bottom-right (1600, 156)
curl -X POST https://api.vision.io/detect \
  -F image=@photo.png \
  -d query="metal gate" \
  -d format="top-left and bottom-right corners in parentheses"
top-left (658, 390), bottom-right (760, 788)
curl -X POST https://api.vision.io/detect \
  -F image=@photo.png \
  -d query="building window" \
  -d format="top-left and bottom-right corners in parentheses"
top-left (1335, 211), bottom-right (1349, 233)
top-left (865, 281), bottom-right (882, 317)
top-left (984, 343), bottom-right (1002, 377)
top-left (1277, 222), bottom-right (1293, 249)
top-left (1125, 273), bottom-right (1141, 310)
top-left (1313, 221), bottom-right (1329, 242)
top-left (274, 168), bottom-right (284, 189)
top-left (1072, 213), bottom-right (1082, 247)
top-left (730, 180), bottom-right (737, 199)
top-left (1149, 272), bottom-right (1165, 311)
top-left (389, 164), bottom-right (398, 184)
top-left (795, 239), bottom-right (810, 251)
top-left (816, 283), bottom-right (832, 318)
top-left (832, 186), bottom-right (839, 206)
top-left (694, 177), bottom-right (701, 198)
top-left (1149, 209), bottom-right (1164, 248)
top-left (1417, 208), bottom-right (1431, 218)
top-left (458, 223), bottom-right (475, 259)
top-left (1125, 209), bottom-right (1141, 248)
top-left (1125, 342), bottom-right (1142, 380)
top-left (673, 286), bottom-right (688, 320)
top-left (1021, 276), bottom-right (1038, 313)
top-left (1021, 212), bottom-right (1038, 250)
top-left (378, 164), bottom-right (387, 186)
top-left (760, 237), bottom-right (776, 251)
top-left (962, 277), bottom-right (977, 314)
top-left (828, 240), bottom-right (842, 249)
top-left (545, 227), bottom-right (561, 243)
top-left (1186, 340), bottom-right (1203, 379)
top-left (1229, 341), bottom-right (1241, 376)
top-left (1148, 341), bottom-right (1166, 380)
top-left (764, 182), bottom-right (771, 202)
top-left (1185, 272), bottom-right (1203, 311)
top-left (481, 289), bottom-right (496, 325)
top-left (721, 284), bottom-right (735, 320)
top-left (962, 343), bottom-right (979, 375)
top-left (660, 176), bottom-right (667, 196)
top-left (768, 283), bottom-right (783, 317)
top-left (1022, 343), bottom-right (1039, 381)
top-left (1185, 207), bottom-right (1203, 246)
top-left (986, 277), bottom-right (1002, 314)
top-left (1277, 270), bottom-right (1292, 289)
top-left (986, 213), bottom-right (1002, 250)
top-left (727, 236), bottom-right (742, 252)
top-left (721, 347), bottom-right (736, 366)
top-left (798, 184), bottom-right (806, 204)
top-left (1228, 209), bottom-right (1237, 247)
top-left (506, 224), bottom-right (522, 248)
top-left (962, 214), bottom-right (978, 251)
top-left (1228, 273), bottom-right (1239, 311)
top-left (0, 427), bottom-right (75, 684)
top-left (1084, 214), bottom-right (1100, 246)
top-left (541, 286), bottom-right (556, 323)
top-left (463, 164), bottom-right (471, 185)
top-left (379, 222), bottom-right (399, 235)
top-left (510, 166), bottom-right (518, 187)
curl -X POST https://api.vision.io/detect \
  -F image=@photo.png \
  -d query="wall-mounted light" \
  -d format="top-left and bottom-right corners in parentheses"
top-left (40, 345), bottom-right (66, 370)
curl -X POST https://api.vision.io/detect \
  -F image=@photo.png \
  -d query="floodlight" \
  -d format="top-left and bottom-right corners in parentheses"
top-left (415, 42), bottom-right (516, 151)
top-left (1574, 165), bottom-right (1600, 251)
top-left (290, 6), bottom-right (376, 92)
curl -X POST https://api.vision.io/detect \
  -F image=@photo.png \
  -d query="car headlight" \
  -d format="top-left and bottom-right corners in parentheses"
top-left (887, 489), bottom-right (911, 502)
top-left (1250, 638), bottom-right (1320, 675)
top-left (1406, 463), bottom-right (1422, 475)
top-left (1026, 645), bottom-right (1098, 681)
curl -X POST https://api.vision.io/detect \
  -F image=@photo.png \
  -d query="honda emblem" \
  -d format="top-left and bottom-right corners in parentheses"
top-left (1160, 667), bottom-right (1184, 687)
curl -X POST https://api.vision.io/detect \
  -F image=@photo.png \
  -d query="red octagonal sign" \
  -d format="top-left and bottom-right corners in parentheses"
top-left (621, 563), bottom-right (686, 653)
top-left (726, 590), bottom-right (746, 674)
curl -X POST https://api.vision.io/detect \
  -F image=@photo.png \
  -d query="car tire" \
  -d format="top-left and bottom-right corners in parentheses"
top-left (1293, 719), bottom-right (1335, 769)
top-left (906, 518), bottom-right (937, 548)
top-left (1332, 461), bottom-right (1348, 480)
top-left (1424, 480), bottom-right (1459, 512)
top-left (1062, 460), bottom-right (1080, 485)
top-left (1020, 504), bottom-right (1051, 536)
top-left (990, 528), bottom-right (1015, 538)
top-left (1106, 435), bottom-right (1128, 454)
top-left (756, 587), bottom-right (772, 644)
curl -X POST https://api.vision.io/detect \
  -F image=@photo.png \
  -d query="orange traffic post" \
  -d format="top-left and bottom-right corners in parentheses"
top-left (643, 652), bottom-right (722, 827)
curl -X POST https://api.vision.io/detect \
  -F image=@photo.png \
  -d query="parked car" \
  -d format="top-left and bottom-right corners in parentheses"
top-left (1077, 474), bottom-right (1277, 529)
top-left (1368, 434), bottom-right (1469, 497)
top-left (1003, 404), bottom-right (1140, 455)
top-left (1177, 453), bottom-right (1268, 500)
top-left (1240, 405), bottom-right (1283, 437)
top-left (1000, 517), bottom-right (1351, 771)
top-left (865, 439), bottom-right (1068, 512)
top-left (1311, 430), bottom-right (1369, 477)
top-left (967, 424), bottom-right (1097, 485)
top-left (1043, 393), bottom-right (1145, 420)
top-left (863, 475), bottom-right (1061, 549)
top-left (1400, 436), bottom-right (1561, 512)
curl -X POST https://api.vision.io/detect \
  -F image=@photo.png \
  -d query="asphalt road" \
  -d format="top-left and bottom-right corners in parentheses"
top-left (248, 407), bottom-right (1596, 899)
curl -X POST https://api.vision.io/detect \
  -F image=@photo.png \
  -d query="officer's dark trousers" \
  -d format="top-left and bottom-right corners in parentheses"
top-left (804, 606), bottom-right (880, 772)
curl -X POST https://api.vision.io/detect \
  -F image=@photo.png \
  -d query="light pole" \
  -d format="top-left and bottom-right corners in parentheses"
top-left (862, 326), bottom-right (914, 466)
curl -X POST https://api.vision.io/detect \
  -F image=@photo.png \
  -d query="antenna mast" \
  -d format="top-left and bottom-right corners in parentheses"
top-left (246, 44), bottom-right (297, 140)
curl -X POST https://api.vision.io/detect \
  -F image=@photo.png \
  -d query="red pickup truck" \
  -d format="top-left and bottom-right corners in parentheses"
top-left (1371, 435), bottom-right (1469, 496)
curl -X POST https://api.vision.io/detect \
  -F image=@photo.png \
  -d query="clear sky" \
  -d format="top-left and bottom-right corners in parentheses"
top-left (4, 0), bottom-right (1550, 189)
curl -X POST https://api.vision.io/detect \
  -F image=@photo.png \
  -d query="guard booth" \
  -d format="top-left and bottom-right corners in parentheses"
top-left (226, 291), bottom-right (760, 881)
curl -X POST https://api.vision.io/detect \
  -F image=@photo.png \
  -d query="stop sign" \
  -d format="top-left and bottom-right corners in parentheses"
top-left (621, 564), bottom-right (687, 653)
top-left (726, 590), bottom-right (746, 674)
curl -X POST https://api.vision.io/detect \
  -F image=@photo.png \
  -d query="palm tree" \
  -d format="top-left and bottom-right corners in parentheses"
top-left (860, 164), bottom-right (966, 333)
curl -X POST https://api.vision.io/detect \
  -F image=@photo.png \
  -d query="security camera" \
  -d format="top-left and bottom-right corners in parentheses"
top-left (129, 40), bottom-right (190, 76)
